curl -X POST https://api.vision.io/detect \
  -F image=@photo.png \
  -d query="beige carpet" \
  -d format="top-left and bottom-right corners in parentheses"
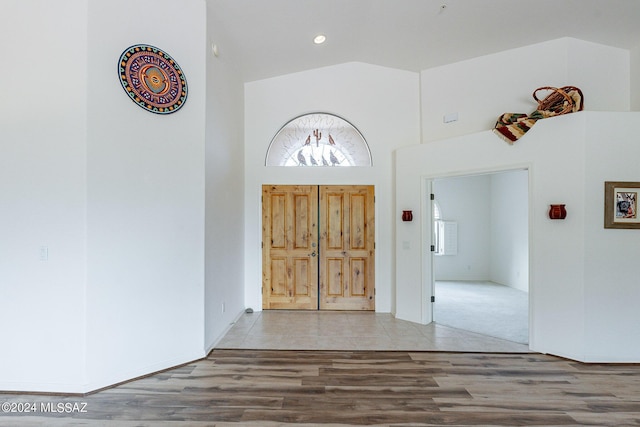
top-left (434, 280), bottom-right (529, 344)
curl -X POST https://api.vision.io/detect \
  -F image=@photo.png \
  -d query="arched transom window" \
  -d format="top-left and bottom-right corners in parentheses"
top-left (265, 113), bottom-right (372, 167)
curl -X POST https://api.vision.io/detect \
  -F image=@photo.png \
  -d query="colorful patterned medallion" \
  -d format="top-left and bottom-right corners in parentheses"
top-left (118, 44), bottom-right (187, 114)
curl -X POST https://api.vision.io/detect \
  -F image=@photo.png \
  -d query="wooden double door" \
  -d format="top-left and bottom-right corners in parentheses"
top-left (262, 185), bottom-right (375, 310)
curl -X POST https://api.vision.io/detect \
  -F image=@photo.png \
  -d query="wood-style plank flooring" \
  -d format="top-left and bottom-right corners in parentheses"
top-left (2, 349), bottom-right (640, 426)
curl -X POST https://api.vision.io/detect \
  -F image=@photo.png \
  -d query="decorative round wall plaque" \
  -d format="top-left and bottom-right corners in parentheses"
top-left (118, 44), bottom-right (188, 114)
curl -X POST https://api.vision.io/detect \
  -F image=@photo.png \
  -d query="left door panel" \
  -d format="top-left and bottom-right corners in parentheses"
top-left (262, 185), bottom-right (319, 309)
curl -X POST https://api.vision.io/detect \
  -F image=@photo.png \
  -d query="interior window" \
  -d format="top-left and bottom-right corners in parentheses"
top-left (265, 112), bottom-right (372, 167)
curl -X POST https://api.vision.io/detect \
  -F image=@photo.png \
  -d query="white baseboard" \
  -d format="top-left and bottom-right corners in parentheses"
top-left (205, 308), bottom-right (247, 354)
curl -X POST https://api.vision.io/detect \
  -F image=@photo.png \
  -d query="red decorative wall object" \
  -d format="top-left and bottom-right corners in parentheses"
top-left (549, 204), bottom-right (567, 220)
top-left (402, 210), bottom-right (413, 222)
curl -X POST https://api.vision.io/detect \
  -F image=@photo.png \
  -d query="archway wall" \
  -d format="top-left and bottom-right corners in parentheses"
top-left (396, 111), bottom-right (640, 363)
top-left (244, 62), bottom-right (421, 314)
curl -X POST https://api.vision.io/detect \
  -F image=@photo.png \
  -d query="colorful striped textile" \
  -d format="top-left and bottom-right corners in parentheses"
top-left (493, 86), bottom-right (583, 144)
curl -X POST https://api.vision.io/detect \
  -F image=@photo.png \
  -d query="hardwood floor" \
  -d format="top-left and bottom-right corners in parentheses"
top-left (2, 349), bottom-right (640, 426)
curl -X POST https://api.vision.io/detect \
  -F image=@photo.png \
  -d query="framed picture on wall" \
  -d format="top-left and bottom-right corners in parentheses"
top-left (604, 181), bottom-right (640, 229)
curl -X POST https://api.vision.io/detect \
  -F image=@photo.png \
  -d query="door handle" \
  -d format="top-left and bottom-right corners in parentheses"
top-left (310, 251), bottom-right (316, 257)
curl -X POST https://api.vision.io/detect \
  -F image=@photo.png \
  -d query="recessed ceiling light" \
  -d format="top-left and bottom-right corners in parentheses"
top-left (313, 34), bottom-right (326, 44)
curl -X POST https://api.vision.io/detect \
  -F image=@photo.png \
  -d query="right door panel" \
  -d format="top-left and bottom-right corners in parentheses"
top-left (319, 185), bottom-right (375, 310)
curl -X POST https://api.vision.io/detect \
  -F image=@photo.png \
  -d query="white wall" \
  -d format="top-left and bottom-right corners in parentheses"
top-left (397, 112), bottom-right (640, 363)
top-left (567, 39), bottom-right (631, 112)
top-left (396, 36), bottom-right (629, 330)
top-left (397, 113), bottom-right (586, 359)
top-left (490, 170), bottom-right (529, 292)
top-left (421, 38), bottom-right (630, 143)
top-left (204, 5), bottom-right (246, 351)
top-left (0, 0), bottom-right (88, 393)
top-left (433, 175), bottom-right (492, 281)
top-left (1, 0), bottom-right (244, 393)
top-left (583, 113), bottom-right (640, 362)
top-left (400, 38), bottom-right (636, 362)
top-left (244, 62), bottom-right (420, 314)
top-left (85, 0), bottom-right (206, 391)
top-left (632, 46), bottom-right (640, 111)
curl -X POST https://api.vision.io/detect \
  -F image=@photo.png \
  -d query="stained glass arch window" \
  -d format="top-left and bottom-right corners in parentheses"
top-left (265, 113), bottom-right (372, 167)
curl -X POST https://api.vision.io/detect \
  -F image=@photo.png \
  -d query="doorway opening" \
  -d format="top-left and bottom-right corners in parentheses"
top-left (430, 169), bottom-right (529, 344)
top-left (262, 184), bottom-right (375, 311)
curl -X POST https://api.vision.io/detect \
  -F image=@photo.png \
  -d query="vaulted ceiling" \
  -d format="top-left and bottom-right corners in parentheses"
top-left (207, 0), bottom-right (640, 82)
